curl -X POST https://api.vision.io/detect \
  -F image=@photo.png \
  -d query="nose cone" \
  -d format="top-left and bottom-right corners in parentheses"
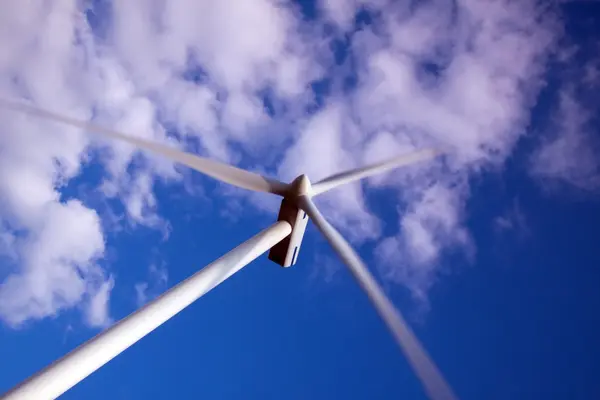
top-left (292, 174), bottom-right (312, 196)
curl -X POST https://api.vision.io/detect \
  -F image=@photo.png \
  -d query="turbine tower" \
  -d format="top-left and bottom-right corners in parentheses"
top-left (0, 99), bottom-right (457, 400)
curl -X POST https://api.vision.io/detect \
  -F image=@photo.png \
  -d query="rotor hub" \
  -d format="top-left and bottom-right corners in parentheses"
top-left (290, 174), bottom-right (312, 196)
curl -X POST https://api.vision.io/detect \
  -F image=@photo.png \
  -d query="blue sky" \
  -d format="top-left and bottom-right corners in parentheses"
top-left (1, 0), bottom-right (600, 399)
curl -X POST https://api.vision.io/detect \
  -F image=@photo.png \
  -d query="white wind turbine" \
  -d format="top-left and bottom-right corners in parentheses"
top-left (0, 99), bottom-right (457, 400)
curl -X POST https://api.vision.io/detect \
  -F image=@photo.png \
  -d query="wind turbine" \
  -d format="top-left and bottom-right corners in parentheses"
top-left (0, 99), bottom-right (457, 400)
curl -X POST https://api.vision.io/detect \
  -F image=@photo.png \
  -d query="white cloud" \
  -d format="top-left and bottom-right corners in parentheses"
top-left (106, 0), bottom-right (320, 152)
top-left (351, 0), bottom-right (555, 166)
top-left (494, 198), bottom-right (529, 238)
top-left (530, 86), bottom-right (600, 194)
top-left (134, 283), bottom-right (149, 307)
top-left (527, 4), bottom-right (600, 196)
top-left (85, 277), bottom-right (115, 329)
top-left (327, 0), bottom-right (556, 295)
top-left (0, 200), bottom-right (108, 328)
top-left (376, 182), bottom-right (473, 298)
top-left (135, 263), bottom-right (168, 307)
top-left (0, 1), bottom-right (170, 328)
top-left (319, 0), bottom-right (359, 30)
top-left (0, 225), bottom-right (16, 260)
top-left (277, 103), bottom-right (381, 242)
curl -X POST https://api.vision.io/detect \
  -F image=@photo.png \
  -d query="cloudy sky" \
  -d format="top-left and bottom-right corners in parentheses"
top-left (1, 0), bottom-right (599, 399)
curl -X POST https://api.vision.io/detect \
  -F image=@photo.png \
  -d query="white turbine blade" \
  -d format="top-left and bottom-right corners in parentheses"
top-left (311, 149), bottom-right (441, 196)
top-left (298, 196), bottom-right (457, 400)
top-left (0, 98), bottom-right (289, 195)
top-left (1, 221), bottom-right (293, 400)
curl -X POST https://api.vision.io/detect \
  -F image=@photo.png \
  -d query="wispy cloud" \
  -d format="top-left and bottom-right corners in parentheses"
top-left (135, 263), bottom-right (168, 307)
top-left (528, 3), bottom-right (600, 196)
top-left (494, 198), bottom-right (530, 239)
top-left (85, 276), bottom-right (115, 329)
top-left (530, 89), bottom-right (600, 195)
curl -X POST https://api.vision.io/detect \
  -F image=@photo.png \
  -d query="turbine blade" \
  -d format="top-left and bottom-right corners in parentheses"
top-left (298, 196), bottom-right (457, 400)
top-left (0, 98), bottom-right (289, 195)
top-left (311, 149), bottom-right (441, 196)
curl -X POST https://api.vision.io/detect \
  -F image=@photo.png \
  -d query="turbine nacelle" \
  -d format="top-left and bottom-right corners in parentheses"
top-left (268, 175), bottom-right (314, 268)
top-left (268, 175), bottom-right (310, 267)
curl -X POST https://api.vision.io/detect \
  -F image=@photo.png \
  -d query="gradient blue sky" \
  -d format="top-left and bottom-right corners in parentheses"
top-left (1, 1), bottom-right (600, 399)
